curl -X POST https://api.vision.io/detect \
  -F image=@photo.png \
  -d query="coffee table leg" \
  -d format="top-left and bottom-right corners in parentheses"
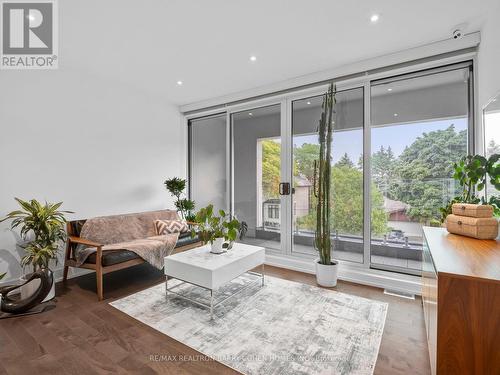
top-left (165, 276), bottom-right (168, 298)
top-left (210, 290), bottom-right (214, 319)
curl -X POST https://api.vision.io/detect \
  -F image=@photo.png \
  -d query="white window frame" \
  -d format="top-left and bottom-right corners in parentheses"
top-left (183, 46), bottom-right (479, 295)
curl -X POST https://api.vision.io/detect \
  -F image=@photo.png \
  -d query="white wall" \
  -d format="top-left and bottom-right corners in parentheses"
top-left (478, 1), bottom-right (500, 108)
top-left (0, 69), bottom-right (184, 282)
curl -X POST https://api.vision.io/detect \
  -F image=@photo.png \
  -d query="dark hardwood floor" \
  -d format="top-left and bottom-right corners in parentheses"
top-left (0, 264), bottom-right (431, 375)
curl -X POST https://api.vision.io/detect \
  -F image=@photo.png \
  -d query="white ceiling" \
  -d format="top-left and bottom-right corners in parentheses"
top-left (62, 0), bottom-right (497, 106)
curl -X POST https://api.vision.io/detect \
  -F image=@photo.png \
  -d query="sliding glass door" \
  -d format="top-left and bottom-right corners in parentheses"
top-left (291, 87), bottom-right (364, 263)
top-left (189, 114), bottom-right (228, 212)
top-left (231, 104), bottom-right (284, 252)
top-left (188, 61), bottom-right (473, 276)
top-left (370, 65), bottom-right (471, 273)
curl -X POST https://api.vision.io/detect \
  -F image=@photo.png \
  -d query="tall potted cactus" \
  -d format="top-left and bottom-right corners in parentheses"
top-left (314, 83), bottom-right (339, 287)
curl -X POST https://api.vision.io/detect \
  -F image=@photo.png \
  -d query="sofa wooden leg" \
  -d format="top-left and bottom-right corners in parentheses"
top-left (96, 267), bottom-right (103, 301)
top-left (95, 246), bottom-right (104, 301)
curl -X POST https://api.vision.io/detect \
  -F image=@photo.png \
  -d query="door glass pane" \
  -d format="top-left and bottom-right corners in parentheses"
top-left (189, 114), bottom-right (227, 212)
top-left (232, 105), bottom-right (282, 251)
top-left (370, 67), bottom-right (470, 273)
top-left (292, 87), bottom-right (364, 262)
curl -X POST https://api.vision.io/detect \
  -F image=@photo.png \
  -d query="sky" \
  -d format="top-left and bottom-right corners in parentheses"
top-left (485, 112), bottom-right (500, 155)
top-left (293, 118), bottom-right (469, 164)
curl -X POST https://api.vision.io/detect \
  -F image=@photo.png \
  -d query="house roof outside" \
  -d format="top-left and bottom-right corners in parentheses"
top-left (383, 196), bottom-right (409, 214)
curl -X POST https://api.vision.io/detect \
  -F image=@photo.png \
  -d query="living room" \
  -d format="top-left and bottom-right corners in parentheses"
top-left (0, 1), bottom-right (499, 374)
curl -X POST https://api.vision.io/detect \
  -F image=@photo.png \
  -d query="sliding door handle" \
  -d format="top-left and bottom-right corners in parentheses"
top-left (279, 182), bottom-right (291, 195)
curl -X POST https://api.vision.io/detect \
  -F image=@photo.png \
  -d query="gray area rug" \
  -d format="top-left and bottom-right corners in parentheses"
top-left (110, 275), bottom-right (388, 375)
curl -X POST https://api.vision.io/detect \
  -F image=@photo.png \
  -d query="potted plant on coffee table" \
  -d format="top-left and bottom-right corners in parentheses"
top-left (0, 198), bottom-right (72, 301)
top-left (314, 83), bottom-right (339, 287)
top-left (191, 204), bottom-right (240, 254)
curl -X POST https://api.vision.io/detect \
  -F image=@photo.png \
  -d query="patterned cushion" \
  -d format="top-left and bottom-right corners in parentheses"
top-left (155, 219), bottom-right (189, 235)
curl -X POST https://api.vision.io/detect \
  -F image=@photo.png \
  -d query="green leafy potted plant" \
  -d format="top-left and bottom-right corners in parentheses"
top-left (440, 154), bottom-right (500, 222)
top-left (191, 204), bottom-right (241, 254)
top-left (0, 198), bottom-right (72, 301)
top-left (164, 177), bottom-right (196, 222)
top-left (314, 83), bottom-right (338, 287)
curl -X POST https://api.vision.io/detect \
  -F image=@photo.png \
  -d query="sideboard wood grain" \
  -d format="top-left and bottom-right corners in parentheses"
top-left (422, 227), bottom-right (500, 375)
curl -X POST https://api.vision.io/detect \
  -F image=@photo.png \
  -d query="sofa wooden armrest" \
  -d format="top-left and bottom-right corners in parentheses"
top-left (65, 234), bottom-right (104, 300)
top-left (68, 235), bottom-right (102, 248)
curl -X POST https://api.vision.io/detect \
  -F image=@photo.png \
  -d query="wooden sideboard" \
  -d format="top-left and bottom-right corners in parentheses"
top-left (422, 227), bottom-right (500, 375)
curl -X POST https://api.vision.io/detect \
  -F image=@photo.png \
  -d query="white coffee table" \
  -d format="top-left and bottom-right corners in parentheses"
top-left (164, 242), bottom-right (265, 318)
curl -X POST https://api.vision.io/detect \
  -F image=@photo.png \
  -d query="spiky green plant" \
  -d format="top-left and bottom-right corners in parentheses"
top-left (0, 272), bottom-right (5, 281)
top-left (0, 198), bottom-right (72, 272)
top-left (314, 83), bottom-right (336, 265)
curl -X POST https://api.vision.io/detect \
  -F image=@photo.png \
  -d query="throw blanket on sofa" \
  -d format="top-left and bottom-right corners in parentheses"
top-left (74, 210), bottom-right (180, 269)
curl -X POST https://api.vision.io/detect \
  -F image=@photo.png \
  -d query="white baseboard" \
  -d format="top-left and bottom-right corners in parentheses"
top-left (0, 267), bottom-right (94, 286)
top-left (53, 267), bottom-right (94, 283)
top-left (265, 254), bottom-right (422, 296)
top-left (2, 256), bottom-right (421, 296)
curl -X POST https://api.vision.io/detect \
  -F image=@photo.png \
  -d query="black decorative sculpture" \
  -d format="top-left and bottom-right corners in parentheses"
top-left (0, 267), bottom-right (53, 314)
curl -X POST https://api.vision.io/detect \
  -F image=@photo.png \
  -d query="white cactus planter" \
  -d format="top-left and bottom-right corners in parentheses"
top-left (315, 260), bottom-right (338, 287)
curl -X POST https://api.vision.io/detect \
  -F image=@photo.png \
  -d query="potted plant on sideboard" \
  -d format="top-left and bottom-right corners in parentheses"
top-left (191, 204), bottom-right (241, 254)
top-left (440, 154), bottom-right (500, 222)
top-left (0, 198), bottom-right (72, 301)
top-left (314, 83), bottom-right (339, 287)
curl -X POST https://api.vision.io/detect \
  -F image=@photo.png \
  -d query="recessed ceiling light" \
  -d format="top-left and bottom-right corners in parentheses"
top-left (387, 88), bottom-right (393, 92)
top-left (370, 14), bottom-right (380, 23)
top-left (307, 101), bottom-right (311, 105)
top-left (248, 112), bottom-right (253, 116)
top-left (393, 113), bottom-right (398, 117)
top-left (176, 80), bottom-right (183, 86)
top-left (249, 55), bottom-right (257, 62)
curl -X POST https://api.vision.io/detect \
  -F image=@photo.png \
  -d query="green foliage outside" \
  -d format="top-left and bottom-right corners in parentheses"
top-left (389, 126), bottom-right (467, 222)
top-left (262, 140), bottom-right (388, 236)
top-left (294, 143), bottom-right (320, 182)
top-left (261, 123), bottom-right (472, 236)
top-left (295, 165), bottom-right (388, 236)
top-left (371, 146), bottom-right (396, 193)
top-left (261, 140), bottom-right (281, 200)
